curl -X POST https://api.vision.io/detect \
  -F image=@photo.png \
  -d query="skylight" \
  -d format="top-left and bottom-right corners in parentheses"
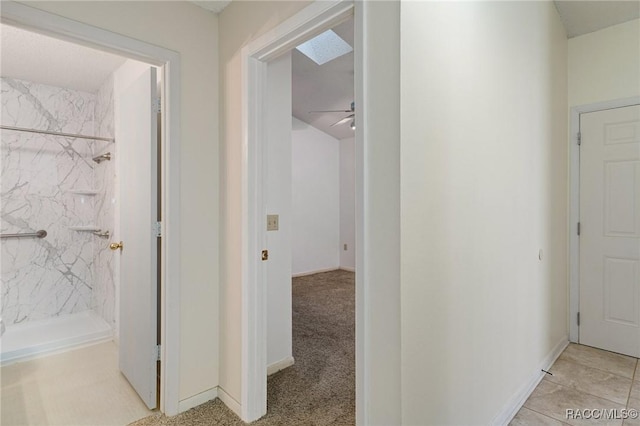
top-left (296, 29), bottom-right (353, 66)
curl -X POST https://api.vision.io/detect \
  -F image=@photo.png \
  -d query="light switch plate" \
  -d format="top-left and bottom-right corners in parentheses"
top-left (267, 214), bottom-right (279, 231)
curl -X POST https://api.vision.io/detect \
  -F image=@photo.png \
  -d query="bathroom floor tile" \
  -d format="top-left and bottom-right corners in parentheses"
top-left (559, 344), bottom-right (636, 380)
top-left (0, 341), bottom-right (152, 426)
top-left (546, 358), bottom-right (633, 404)
top-left (524, 380), bottom-right (625, 425)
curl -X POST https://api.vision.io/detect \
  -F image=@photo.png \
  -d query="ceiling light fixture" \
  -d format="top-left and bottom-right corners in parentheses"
top-left (296, 29), bottom-right (353, 66)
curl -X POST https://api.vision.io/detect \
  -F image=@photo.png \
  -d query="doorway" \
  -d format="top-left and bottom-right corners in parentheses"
top-left (238, 0), bottom-right (358, 421)
top-left (0, 2), bottom-right (181, 417)
top-left (253, 14), bottom-right (357, 423)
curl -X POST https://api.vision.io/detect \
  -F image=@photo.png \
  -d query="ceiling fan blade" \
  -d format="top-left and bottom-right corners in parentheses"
top-left (309, 109), bottom-right (353, 114)
top-left (331, 114), bottom-right (355, 127)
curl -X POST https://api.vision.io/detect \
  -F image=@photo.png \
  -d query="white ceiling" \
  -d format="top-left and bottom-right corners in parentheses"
top-left (554, 0), bottom-right (640, 38)
top-left (0, 24), bottom-right (127, 93)
top-left (189, 1), bottom-right (232, 14)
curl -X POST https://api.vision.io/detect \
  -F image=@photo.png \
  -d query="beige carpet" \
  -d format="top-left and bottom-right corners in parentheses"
top-left (131, 269), bottom-right (355, 426)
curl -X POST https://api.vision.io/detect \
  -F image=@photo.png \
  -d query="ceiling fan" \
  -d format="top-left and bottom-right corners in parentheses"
top-left (309, 101), bottom-right (355, 128)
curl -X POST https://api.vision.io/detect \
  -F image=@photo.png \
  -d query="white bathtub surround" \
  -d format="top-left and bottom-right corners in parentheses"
top-left (92, 74), bottom-right (117, 329)
top-left (0, 76), bottom-right (117, 335)
top-left (1, 77), bottom-right (96, 136)
top-left (1, 78), bottom-right (96, 325)
top-left (0, 310), bottom-right (112, 365)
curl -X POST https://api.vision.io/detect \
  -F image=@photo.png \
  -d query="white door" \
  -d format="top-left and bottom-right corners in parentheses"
top-left (116, 67), bottom-right (159, 408)
top-left (579, 104), bottom-right (640, 357)
top-left (265, 52), bottom-right (293, 369)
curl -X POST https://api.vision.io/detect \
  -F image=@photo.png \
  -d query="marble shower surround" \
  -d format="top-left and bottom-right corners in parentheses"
top-left (92, 75), bottom-right (117, 328)
top-left (1, 77), bottom-right (116, 327)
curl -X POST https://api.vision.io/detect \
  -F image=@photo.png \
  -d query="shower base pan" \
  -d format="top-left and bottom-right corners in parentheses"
top-left (0, 311), bottom-right (112, 366)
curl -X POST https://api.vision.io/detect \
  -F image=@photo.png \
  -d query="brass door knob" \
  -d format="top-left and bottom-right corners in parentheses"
top-left (110, 241), bottom-right (123, 251)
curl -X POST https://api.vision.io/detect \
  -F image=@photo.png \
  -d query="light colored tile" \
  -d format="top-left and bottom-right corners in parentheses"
top-left (510, 407), bottom-right (568, 425)
top-left (546, 358), bottom-right (633, 404)
top-left (559, 344), bottom-right (636, 380)
top-left (629, 381), bottom-right (640, 409)
top-left (635, 362), bottom-right (640, 383)
top-left (624, 413), bottom-right (640, 426)
top-left (623, 400), bottom-right (640, 426)
top-left (0, 342), bottom-right (152, 426)
top-left (524, 380), bottom-right (625, 426)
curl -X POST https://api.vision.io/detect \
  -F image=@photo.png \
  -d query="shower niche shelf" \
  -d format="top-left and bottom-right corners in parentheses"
top-left (68, 226), bottom-right (101, 232)
top-left (68, 190), bottom-right (100, 196)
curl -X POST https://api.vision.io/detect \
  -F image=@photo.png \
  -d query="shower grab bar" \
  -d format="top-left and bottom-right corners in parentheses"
top-left (0, 125), bottom-right (114, 143)
top-left (1, 230), bottom-right (47, 239)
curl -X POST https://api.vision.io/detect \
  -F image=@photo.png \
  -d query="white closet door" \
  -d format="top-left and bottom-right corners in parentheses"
top-left (580, 104), bottom-right (640, 357)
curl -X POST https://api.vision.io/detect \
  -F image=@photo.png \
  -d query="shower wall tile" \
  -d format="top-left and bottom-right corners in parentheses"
top-left (2, 78), bottom-right (95, 136)
top-left (1, 78), bottom-right (97, 325)
top-left (94, 75), bottom-right (114, 140)
top-left (92, 76), bottom-right (117, 329)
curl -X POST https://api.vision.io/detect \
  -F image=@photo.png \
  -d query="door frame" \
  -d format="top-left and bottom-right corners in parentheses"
top-left (568, 96), bottom-right (640, 343)
top-left (239, 0), bottom-right (354, 421)
top-left (0, 2), bottom-right (182, 415)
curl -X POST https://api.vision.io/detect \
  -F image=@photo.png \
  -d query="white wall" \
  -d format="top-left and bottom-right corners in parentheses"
top-left (292, 117), bottom-right (340, 276)
top-left (356, 2), bottom-right (402, 423)
top-left (569, 19), bottom-right (640, 107)
top-left (25, 1), bottom-right (220, 406)
top-left (339, 137), bottom-right (355, 271)
top-left (400, 2), bottom-right (568, 424)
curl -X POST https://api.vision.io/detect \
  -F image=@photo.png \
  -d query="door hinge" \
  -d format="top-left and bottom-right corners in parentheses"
top-left (155, 344), bottom-right (161, 361)
top-left (577, 312), bottom-right (580, 326)
top-left (155, 97), bottom-right (162, 114)
top-left (577, 222), bottom-right (581, 236)
top-left (153, 221), bottom-right (162, 237)
top-left (261, 250), bottom-right (269, 261)
top-left (577, 132), bottom-right (581, 146)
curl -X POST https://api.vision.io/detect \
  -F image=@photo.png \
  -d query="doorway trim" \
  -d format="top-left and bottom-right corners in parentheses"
top-left (240, 0), bottom-right (354, 421)
top-left (1, 2), bottom-right (182, 415)
top-left (568, 96), bottom-right (640, 343)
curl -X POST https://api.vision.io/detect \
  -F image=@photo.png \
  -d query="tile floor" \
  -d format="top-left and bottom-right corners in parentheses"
top-left (511, 343), bottom-right (640, 426)
top-left (1, 341), bottom-right (153, 426)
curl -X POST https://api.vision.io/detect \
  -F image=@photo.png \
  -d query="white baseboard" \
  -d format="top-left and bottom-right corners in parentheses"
top-left (267, 356), bottom-right (295, 376)
top-left (217, 386), bottom-right (242, 419)
top-left (339, 266), bottom-right (355, 272)
top-left (292, 267), bottom-right (340, 278)
top-left (491, 336), bottom-right (569, 426)
top-left (178, 387), bottom-right (218, 413)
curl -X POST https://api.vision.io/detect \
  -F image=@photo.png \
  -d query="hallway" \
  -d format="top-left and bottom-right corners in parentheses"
top-left (512, 344), bottom-right (639, 425)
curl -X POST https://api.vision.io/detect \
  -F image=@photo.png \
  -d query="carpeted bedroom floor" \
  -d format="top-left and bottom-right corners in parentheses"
top-left (130, 269), bottom-right (355, 426)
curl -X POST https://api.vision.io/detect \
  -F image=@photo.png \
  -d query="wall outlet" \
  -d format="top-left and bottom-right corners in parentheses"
top-left (344, 243), bottom-right (348, 251)
top-left (267, 214), bottom-right (279, 231)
